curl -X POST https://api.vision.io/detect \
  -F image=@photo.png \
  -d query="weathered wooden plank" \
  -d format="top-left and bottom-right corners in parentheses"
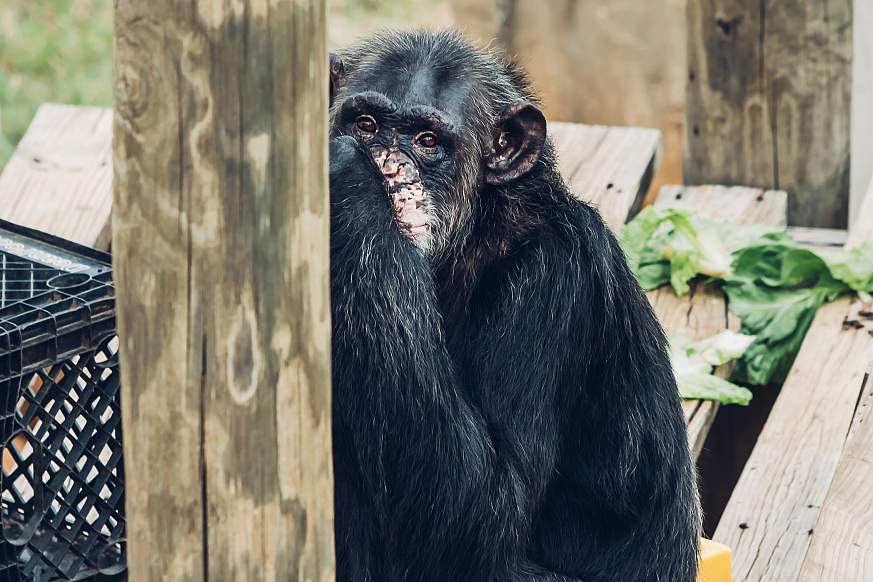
top-left (113, 2), bottom-right (334, 581)
top-left (685, 0), bottom-right (852, 228)
top-left (685, 399), bottom-right (719, 459)
top-left (715, 184), bottom-right (873, 582)
top-left (647, 185), bottom-right (788, 457)
top-left (551, 122), bottom-right (660, 231)
top-left (0, 104), bottom-right (112, 248)
top-left (795, 188), bottom-right (873, 582)
top-left (795, 361), bottom-right (873, 581)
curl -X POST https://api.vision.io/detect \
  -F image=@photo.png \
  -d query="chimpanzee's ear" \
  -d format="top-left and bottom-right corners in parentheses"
top-left (484, 101), bottom-right (547, 185)
top-left (330, 52), bottom-right (346, 106)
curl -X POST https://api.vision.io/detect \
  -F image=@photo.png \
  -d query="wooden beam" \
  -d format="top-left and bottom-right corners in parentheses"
top-left (685, 0), bottom-right (852, 228)
top-left (646, 185), bottom-right (787, 458)
top-left (715, 182), bottom-right (873, 581)
top-left (0, 104), bottom-right (112, 248)
top-left (113, 2), bottom-right (334, 581)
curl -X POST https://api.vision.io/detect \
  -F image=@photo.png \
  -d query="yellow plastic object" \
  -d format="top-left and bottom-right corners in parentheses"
top-left (697, 538), bottom-right (732, 582)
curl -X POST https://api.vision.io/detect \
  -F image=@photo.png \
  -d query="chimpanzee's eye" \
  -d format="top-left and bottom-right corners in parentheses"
top-left (414, 131), bottom-right (439, 149)
top-left (354, 115), bottom-right (378, 139)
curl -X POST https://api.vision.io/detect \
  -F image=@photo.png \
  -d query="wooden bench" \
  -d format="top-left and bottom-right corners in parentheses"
top-left (715, 182), bottom-right (873, 581)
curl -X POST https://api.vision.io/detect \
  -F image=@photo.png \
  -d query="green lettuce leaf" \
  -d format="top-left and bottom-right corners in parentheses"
top-left (621, 208), bottom-right (786, 295)
top-left (669, 331), bottom-right (755, 405)
top-left (725, 244), bottom-right (848, 385)
top-left (677, 373), bottom-right (754, 406)
top-left (621, 208), bottom-right (872, 388)
top-left (620, 206), bottom-right (674, 274)
top-left (818, 241), bottom-right (873, 300)
top-left (688, 329), bottom-right (758, 367)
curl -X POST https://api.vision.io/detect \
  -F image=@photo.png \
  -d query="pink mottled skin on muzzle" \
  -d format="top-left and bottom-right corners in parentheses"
top-left (369, 145), bottom-right (431, 239)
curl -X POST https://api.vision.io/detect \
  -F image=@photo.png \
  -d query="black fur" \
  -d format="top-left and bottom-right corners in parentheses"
top-left (329, 30), bottom-right (701, 582)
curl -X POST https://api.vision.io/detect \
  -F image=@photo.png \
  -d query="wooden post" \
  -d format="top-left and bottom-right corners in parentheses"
top-left (685, 0), bottom-right (853, 228)
top-left (113, 1), bottom-right (333, 581)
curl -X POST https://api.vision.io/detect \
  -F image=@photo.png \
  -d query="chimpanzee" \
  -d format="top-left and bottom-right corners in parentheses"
top-left (328, 30), bottom-right (701, 582)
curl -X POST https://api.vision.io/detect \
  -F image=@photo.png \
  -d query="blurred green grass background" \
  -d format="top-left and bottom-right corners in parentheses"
top-left (0, 0), bottom-right (452, 170)
top-left (0, 0), bottom-right (113, 166)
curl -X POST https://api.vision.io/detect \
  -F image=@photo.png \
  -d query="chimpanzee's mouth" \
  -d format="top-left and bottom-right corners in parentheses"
top-left (370, 145), bottom-right (431, 239)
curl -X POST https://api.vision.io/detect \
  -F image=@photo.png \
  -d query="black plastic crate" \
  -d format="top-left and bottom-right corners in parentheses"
top-left (0, 219), bottom-right (125, 581)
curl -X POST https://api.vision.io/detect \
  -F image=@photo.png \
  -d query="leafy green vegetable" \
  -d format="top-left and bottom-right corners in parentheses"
top-left (724, 244), bottom-right (848, 385)
top-left (818, 241), bottom-right (873, 301)
top-left (621, 209), bottom-right (873, 387)
top-left (678, 374), bottom-right (753, 406)
top-left (669, 331), bottom-right (755, 405)
top-left (621, 207), bottom-right (786, 295)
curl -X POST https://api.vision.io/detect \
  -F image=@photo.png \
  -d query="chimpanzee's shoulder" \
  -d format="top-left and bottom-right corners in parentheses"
top-left (536, 194), bottom-right (618, 257)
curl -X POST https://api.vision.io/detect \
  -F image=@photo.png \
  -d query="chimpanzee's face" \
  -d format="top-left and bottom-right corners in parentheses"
top-left (332, 63), bottom-right (474, 249)
top-left (329, 49), bottom-right (547, 255)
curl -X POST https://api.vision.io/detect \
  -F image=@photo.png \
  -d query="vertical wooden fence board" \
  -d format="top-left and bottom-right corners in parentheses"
top-left (686, 0), bottom-right (852, 228)
top-left (685, 1), bottom-right (772, 196)
top-left (113, 1), bottom-right (334, 581)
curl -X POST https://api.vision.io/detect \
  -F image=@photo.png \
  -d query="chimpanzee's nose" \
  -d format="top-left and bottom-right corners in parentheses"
top-left (382, 128), bottom-right (398, 147)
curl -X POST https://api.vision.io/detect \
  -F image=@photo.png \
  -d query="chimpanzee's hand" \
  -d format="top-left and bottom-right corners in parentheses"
top-left (329, 136), bottom-right (399, 242)
top-left (329, 136), bottom-right (389, 205)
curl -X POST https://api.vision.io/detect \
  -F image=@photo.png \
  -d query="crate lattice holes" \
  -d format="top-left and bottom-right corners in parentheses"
top-left (0, 222), bottom-right (124, 581)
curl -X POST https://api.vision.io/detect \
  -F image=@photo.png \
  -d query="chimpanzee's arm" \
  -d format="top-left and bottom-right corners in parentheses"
top-left (525, 213), bottom-right (701, 582)
top-left (453, 206), bottom-right (700, 582)
top-left (330, 137), bottom-right (564, 581)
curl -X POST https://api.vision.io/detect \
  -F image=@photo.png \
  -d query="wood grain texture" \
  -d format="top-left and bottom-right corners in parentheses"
top-left (796, 356), bottom-right (873, 581)
top-left (715, 184), bottom-right (873, 581)
top-left (795, 184), bottom-right (873, 582)
top-left (647, 185), bottom-right (788, 457)
top-left (0, 104), bottom-right (113, 248)
top-left (113, 2), bottom-right (333, 581)
top-left (685, 0), bottom-right (852, 228)
top-left (550, 122), bottom-right (660, 231)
